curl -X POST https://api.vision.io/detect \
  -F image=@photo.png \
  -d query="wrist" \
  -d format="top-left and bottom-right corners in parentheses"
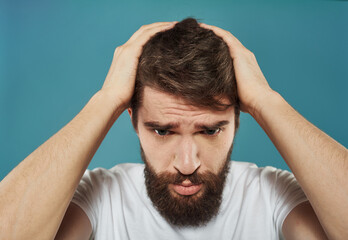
top-left (95, 89), bottom-right (128, 114)
top-left (249, 90), bottom-right (284, 120)
top-left (82, 90), bottom-right (127, 129)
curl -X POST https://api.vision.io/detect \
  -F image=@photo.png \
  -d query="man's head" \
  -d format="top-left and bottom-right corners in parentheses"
top-left (128, 18), bottom-right (239, 227)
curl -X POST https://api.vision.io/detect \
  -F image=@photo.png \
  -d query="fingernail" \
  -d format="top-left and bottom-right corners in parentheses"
top-left (166, 22), bottom-right (176, 28)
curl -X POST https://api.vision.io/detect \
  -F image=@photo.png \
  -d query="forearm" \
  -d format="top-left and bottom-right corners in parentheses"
top-left (251, 91), bottom-right (348, 239)
top-left (0, 89), bottom-right (124, 240)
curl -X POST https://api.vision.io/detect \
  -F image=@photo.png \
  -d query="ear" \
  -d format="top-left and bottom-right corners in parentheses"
top-left (128, 108), bottom-right (139, 134)
top-left (127, 108), bottom-right (133, 119)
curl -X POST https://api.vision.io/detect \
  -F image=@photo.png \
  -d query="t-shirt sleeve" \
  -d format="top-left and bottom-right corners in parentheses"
top-left (265, 167), bottom-right (308, 238)
top-left (71, 168), bottom-right (104, 236)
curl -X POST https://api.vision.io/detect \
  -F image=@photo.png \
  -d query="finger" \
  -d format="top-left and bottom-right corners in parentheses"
top-left (199, 23), bottom-right (245, 57)
top-left (113, 22), bottom-right (177, 68)
top-left (125, 22), bottom-right (176, 52)
top-left (127, 21), bottom-right (177, 44)
top-left (199, 23), bottom-right (243, 46)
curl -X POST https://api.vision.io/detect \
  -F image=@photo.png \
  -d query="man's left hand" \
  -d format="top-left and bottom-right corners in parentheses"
top-left (200, 23), bottom-right (275, 115)
top-left (200, 22), bottom-right (348, 240)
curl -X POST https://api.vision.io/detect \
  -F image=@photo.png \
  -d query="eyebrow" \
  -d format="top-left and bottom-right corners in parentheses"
top-left (143, 120), bottom-right (230, 130)
top-left (143, 121), bottom-right (180, 130)
top-left (195, 120), bottom-right (230, 130)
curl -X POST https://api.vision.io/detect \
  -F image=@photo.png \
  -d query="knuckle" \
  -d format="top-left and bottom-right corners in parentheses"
top-left (226, 31), bottom-right (233, 38)
top-left (114, 44), bottom-right (129, 55)
top-left (243, 48), bottom-right (255, 57)
top-left (120, 44), bottom-right (129, 50)
top-left (249, 51), bottom-right (256, 58)
top-left (140, 24), bottom-right (149, 30)
top-left (113, 47), bottom-right (120, 55)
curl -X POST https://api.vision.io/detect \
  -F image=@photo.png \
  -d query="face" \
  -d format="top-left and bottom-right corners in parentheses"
top-left (129, 86), bottom-right (236, 227)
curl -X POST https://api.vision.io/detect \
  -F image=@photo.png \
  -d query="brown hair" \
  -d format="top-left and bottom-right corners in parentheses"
top-left (130, 17), bottom-right (240, 131)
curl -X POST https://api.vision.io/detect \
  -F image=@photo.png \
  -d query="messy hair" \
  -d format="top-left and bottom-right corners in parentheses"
top-left (130, 17), bottom-right (240, 131)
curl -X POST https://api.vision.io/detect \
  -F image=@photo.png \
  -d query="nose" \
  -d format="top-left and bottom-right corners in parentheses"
top-left (173, 136), bottom-right (201, 175)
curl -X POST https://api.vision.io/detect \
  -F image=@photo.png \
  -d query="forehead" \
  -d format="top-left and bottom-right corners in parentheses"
top-left (138, 86), bottom-right (234, 124)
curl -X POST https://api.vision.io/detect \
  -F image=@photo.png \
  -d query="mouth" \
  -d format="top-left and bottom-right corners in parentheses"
top-left (171, 183), bottom-right (203, 196)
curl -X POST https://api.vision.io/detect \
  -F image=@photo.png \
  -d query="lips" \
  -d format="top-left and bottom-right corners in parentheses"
top-left (172, 183), bottom-right (203, 196)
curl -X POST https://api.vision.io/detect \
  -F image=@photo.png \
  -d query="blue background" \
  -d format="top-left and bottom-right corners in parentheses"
top-left (1, 0), bottom-right (347, 181)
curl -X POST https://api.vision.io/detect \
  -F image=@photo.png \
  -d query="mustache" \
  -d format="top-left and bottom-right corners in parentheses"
top-left (141, 142), bottom-right (233, 192)
top-left (156, 170), bottom-right (207, 185)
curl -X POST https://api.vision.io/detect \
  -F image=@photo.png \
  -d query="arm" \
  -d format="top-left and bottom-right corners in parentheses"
top-left (0, 89), bottom-right (122, 240)
top-left (0, 21), bottom-right (177, 240)
top-left (250, 88), bottom-right (347, 240)
top-left (282, 201), bottom-right (328, 240)
top-left (200, 23), bottom-right (348, 239)
top-left (55, 203), bottom-right (92, 240)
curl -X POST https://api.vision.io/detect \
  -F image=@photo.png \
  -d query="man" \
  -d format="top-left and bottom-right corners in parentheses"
top-left (0, 18), bottom-right (347, 239)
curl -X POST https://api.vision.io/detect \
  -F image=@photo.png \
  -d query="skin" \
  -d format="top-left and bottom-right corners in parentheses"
top-left (0, 22), bottom-right (178, 240)
top-left (129, 86), bottom-right (235, 197)
top-left (0, 20), bottom-right (346, 240)
top-left (134, 87), bottom-right (235, 175)
top-left (199, 23), bottom-right (347, 239)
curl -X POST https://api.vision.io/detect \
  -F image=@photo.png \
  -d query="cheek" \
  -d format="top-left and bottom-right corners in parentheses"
top-left (198, 130), bottom-right (235, 173)
top-left (138, 129), bottom-right (174, 172)
top-left (198, 143), bottom-right (225, 173)
top-left (138, 127), bottom-right (235, 173)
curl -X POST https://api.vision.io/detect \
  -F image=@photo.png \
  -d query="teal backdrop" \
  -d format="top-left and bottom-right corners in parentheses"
top-left (1, 0), bottom-right (347, 180)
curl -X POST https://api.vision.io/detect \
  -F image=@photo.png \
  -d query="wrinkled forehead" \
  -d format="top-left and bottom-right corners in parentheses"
top-left (139, 86), bottom-right (235, 123)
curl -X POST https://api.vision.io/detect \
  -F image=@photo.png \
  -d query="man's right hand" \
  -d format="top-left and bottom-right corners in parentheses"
top-left (100, 21), bottom-right (177, 110)
top-left (0, 21), bottom-right (176, 240)
top-left (55, 21), bottom-right (179, 240)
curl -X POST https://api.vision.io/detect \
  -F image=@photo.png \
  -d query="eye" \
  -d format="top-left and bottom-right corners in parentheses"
top-left (154, 129), bottom-right (170, 136)
top-left (203, 128), bottom-right (221, 136)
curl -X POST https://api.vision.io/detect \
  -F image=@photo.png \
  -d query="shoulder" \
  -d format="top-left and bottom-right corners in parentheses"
top-left (228, 160), bottom-right (298, 193)
top-left (230, 160), bottom-right (290, 180)
top-left (230, 160), bottom-right (286, 173)
top-left (80, 163), bottom-right (145, 186)
top-left (109, 162), bottom-right (145, 176)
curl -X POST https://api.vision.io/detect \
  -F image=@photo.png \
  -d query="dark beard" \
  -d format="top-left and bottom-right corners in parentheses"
top-left (141, 143), bottom-right (233, 228)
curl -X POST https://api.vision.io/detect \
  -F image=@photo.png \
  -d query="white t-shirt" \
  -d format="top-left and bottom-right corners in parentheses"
top-left (71, 161), bottom-right (308, 240)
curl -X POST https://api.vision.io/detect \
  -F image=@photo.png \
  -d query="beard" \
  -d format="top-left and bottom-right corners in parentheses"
top-left (141, 143), bottom-right (233, 228)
